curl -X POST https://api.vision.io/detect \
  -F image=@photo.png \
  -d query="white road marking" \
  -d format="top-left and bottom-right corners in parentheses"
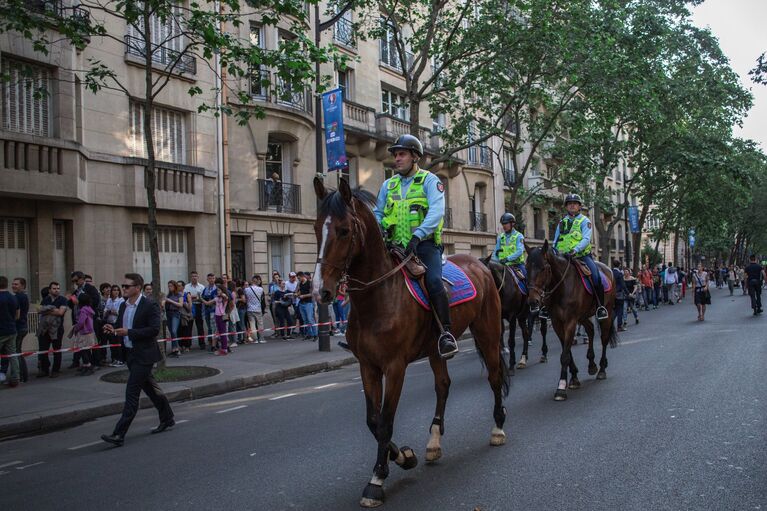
top-left (413, 359), bottom-right (428, 365)
top-left (0, 461), bottom-right (23, 469)
top-left (16, 462), bottom-right (44, 470)
top-left (250, 452), bottom-right (257, 457)
top-left (269, 393), bottom-right (297, 401)
top-left (216, 405), bottom-right (248, 414)
top-left (0, 471), bottom-right (9, 476)
top-left (352, 376), bottom-right (361, 380)
top-left (67, 441), bottom-right (102, 451)
top-left (314, 383), bottom-right (338, 389)
top-left (175, 419), bottom-right (190, 424)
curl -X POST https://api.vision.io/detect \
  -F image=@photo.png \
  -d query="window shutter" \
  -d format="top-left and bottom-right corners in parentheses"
top-left (55, 222), bottom-right (65, 250)
top-left (16, 220), bottom-right (25, 249)
top-left (0, 219), bottom-right (5, 248)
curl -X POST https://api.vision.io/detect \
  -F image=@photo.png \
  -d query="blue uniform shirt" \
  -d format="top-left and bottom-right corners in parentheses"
top-left (493, 229), bottom-right (524, 263)
top-left (374, 169), bottom-right (445, 240)
top-left (552, 213), bottom-right (592, 254)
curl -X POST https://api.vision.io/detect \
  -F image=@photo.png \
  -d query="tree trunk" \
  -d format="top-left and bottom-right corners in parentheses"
top-left (143, 9), bottom-right (166, 366)
top-left (672, 230), bottom-right (679, 266)
top-left (409, 99), bottom-right (420, 138)
top-left (632, 202), bottom-right (652, 274)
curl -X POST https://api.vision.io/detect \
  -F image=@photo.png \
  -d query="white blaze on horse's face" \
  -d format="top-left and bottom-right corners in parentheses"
top-left (313, 215), bottom-right (332, 298)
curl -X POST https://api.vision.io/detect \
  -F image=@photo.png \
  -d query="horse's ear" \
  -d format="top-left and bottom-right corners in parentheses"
top-left (339, 177), bottom-right (352, 206)
top-left (313, 176), bottom-right (327, 199)
top-left (542, 239), bottom-right (549, 253)
top-left (524, 242), bottom-right (532, 254)
top-left (481, 254), bottom-right (491, 265)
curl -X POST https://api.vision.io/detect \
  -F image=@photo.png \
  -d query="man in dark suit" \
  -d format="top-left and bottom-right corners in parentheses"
top-left (101, 273), bottom-right (174, 446)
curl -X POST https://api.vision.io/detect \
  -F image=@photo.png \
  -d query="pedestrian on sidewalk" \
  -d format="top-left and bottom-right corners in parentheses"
top-left (623, 269), bottom-right (640, 325)
top-left (693, 264), bottom-right (710, 321)
top-left (297, 273), bottom-right (317, 341)
top-left (37, 282), bottom-right (67, 378)
top-left (235, 282), bottom-right (248, 343)
top-left (273, 280), bottom-right (294, 340)
top-left (0, 276), bottom-right (20, 388)
top-left (70, 293), bottom-right (96, 376)
top-left (214, 282), bottom-right (231, 355)
top-left (652, 267), bottom-right (662, 309)
top-left (105, 285), bottom-right (125, 366)
top-left (612, 260), bottom-right (627, 332)
top-left (744, 255), bottom-right (765, 315)
top-left (664, 262), bottom-right (679, 305)
top-left (101, 273), bottom-right (174, 447)
top-left (201, 273), bottom-right (218, 349)
top-left (639, 264), bottom-right (654, 310)
top-left (738, 266), bottom-right (747, 295)
top-left (183, 272), bottom-right (207, 350)
top-left (163, 280), bottom-right (183, 358)
top-left (1, 277), bottom-right (29, 383)
top-left (244, 275), bottom-right (266, 343)
top-left (333, 282), bottom-right (348, 334)
top-left (176, 281), bottom-right (194, 352)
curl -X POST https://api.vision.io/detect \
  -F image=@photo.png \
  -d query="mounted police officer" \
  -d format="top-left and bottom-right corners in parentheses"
top-left (373, 134), bottom-right (458, 359)
top-left (550, 193), bottom-right (608, 320)
top-left (494, 213), bottom-right (526, 279)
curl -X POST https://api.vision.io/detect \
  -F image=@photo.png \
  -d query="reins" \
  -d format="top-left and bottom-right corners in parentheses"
top-left (529, 256), bottom-right (571, 301)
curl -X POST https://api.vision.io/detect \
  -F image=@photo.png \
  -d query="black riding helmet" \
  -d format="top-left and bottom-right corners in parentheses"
top-left (388, 134), bottom-right (423, 158)
top-left (564, 193), bottom-right (582, 205)
top-left (500, 213), bottom-right (515, 224)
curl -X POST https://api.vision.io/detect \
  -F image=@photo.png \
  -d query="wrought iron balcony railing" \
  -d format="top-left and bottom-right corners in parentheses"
top-left (470, 212), bottom-right (487, 232)
top-left (333, 17), bottom-right (355, 47)
top-left (257, 178), bottom-right (301, 214)
top-left (124, 34), bottom-right (196, 75)
top-left (26, 0), bottom-right (90, 24)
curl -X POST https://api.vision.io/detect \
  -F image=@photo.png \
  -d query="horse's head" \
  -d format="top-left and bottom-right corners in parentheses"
top-left (312, 176), bottom-right (377, 304)
top-left (481, 254), bottom-right (504, 289)
top-left (525, 240), bottom-right (555, 311)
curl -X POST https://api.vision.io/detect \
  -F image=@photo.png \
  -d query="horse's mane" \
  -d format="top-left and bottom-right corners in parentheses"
top-left (318, 187), bottom-right (377, 219)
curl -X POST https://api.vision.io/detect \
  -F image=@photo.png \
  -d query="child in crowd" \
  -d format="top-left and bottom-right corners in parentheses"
top-left (71, 293), bottom-right (96, 375)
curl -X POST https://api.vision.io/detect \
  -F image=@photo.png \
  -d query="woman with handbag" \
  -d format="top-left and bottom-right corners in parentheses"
top-left (693, 263), bottom-right (711, 321)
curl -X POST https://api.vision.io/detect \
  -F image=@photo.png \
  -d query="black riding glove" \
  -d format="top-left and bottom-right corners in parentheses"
top-left (405, 235), bottom-right (421, 256)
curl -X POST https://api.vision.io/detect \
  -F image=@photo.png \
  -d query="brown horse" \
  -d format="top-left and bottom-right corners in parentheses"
top-left (312, 177), bottom-right (510, 508)
top-left (525, 240), bottom-right (618, 401)
top-left (481, 256), bottom-right (550, 368)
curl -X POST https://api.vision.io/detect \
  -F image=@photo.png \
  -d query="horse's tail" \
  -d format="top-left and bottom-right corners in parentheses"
top-left (474, 341), bottom-right (512, 397)
top-left (608, 321), bottom-right (619, 349)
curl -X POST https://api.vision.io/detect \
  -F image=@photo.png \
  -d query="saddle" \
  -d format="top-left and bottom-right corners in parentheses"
top-left (511, 266), bottom-right (526, 281)
top-left (573, 258), bottom-right (592, 276)
top-left (389, 246), bottom-right (426, 279)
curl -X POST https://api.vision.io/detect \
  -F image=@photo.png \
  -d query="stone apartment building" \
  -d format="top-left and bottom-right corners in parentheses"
top-left (0, 1), bottom-right (628, 290)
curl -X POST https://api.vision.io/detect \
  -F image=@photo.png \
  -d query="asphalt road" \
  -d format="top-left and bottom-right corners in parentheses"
top-left (2, 287), bottom-right (765, 511)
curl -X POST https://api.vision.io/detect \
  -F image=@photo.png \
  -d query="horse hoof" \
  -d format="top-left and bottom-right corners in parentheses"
top-left (425, 446), bottom-right (442, 463)
top-left (596, 371), bottom-right (607, 380)
top-left (360, 484), bottom-right (385, 508)
top-left (399, 446), bottom-right (418, 470)
top-left (568, 380), bottom-right (581, 390)
top-left (516, 361), bottom-right (526, 369)
top-left (490, 428), bottom-right (506, 446)
top-left (539, 356), bottom-right (548, 363)
top-left (588, 364), bottom-right (598, 376)
top-left (554, 389), bottom-right (567, 401)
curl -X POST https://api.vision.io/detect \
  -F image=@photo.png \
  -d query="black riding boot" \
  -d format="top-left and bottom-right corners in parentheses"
top-left (595, 285), bottom-right (608, 320)
top-left (432, 291), bottom-right (458, 359)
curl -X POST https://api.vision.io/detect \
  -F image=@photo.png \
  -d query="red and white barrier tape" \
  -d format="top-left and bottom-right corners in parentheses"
top-left (0, 319), bottom-right (348, 359)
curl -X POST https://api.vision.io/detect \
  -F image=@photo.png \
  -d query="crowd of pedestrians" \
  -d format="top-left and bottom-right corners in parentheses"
top-left (0, 268), bottom-right (350, 388)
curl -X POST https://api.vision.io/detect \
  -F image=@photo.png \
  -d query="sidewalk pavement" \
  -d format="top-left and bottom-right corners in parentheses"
top-left (0, 335), bottom-right (358, 440)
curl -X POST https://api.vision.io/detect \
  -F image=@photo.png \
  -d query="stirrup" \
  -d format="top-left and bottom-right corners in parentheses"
top-left (438, 332), bottom-right (458, 359)
top-left (596, 306), bottom-right (609, 320)
top-left (538, 307), bottom-right (550, 320)
top-left (337, 340), bottom-right (351, 352)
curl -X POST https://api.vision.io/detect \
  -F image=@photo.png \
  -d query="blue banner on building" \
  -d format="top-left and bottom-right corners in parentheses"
top-left (628, 206), bottom-right (640, 233)
top-left (689, 228), bottom-right (696, 248)
top-left (322, 88), bottom-right (348, 172)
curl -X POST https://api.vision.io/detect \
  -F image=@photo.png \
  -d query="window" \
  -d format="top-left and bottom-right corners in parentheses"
top-left (266, 142), bottom-right (283, 180)
top-left (126, 5), bottom-right (191, 72)
top-left (381, 89), bottom-right (409, 121)
top-left (129, 102), bottom-right (187, 164)
top-left (249, 23), bottom-right (268, 99)
top-left (503, 146), bottom-right (515, 185)
top-left (132, 226), bottom-right (188, 283)
top-left (1, 58), bottom-right (52, 136)
top-left (333, 8), bottom-right (354, 47)
top-left (379, 18), bottom-right (410, 70)
top-left (432, 112), bottom-right (446, 134)
top-left (339, 156), bottom-right (357, 187)
top-left (336, 67), bottom-right (353, 101)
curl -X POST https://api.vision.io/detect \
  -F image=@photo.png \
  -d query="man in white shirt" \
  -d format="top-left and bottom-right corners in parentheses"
top-left (664, 262), bottom-right (679, 305)
top-left (244, 275), bottom-right (266, 343)
top-left (183, 271), bottom-right (206, 349)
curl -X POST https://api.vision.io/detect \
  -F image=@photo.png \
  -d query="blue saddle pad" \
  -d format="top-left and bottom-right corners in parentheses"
top-left (577, 266), bottom-right (613, 295)
top-left (403, 260), bottom-right (477, 311)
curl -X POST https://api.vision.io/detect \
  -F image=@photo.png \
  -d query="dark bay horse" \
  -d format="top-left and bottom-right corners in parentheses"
top-left (525, 241), bottom-right (618, 401)
top-left (481, 257), bottom-right (550, 368)
top-left (312, 178), bottom-right (510, 508)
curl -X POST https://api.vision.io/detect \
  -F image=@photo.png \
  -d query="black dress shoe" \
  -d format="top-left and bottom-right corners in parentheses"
top-left (150, 419), bottom-right (176, 434)
top-left (101, 434), bottom-right (124, 446)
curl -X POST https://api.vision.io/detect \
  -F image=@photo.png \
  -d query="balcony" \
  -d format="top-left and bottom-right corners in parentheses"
top-left (379, 41), bottom-right (414, 73)
top-left (276, 77), bottom-right (311, 113)
top-left (124, 34), bottom-right (197, 75)
top-left (467, 145), bottom-right (492, 169)
top-left (444, 208), bottom-right (453, 229)
top-left (375, 114), bottom-right (432, 146)
top-left (502, 168), bottom-right (515, 187)
top-left (26, 0), bottom-right (90, 25)
top-left (333, 17), bottom-right (355, 47)
top-left (249, 68), bottom-right (270, 100)
top-left (343, 100), bottom-right (375, 133)
top-left (470, 212), bottom-right (487, 232)
top-left (257, 179), bottom-right (301, 214)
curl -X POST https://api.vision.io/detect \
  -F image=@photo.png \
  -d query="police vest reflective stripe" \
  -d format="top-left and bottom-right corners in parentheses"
top-left (380, 168), bottom-right (443, 247)
top-left (498, 231), bottom-right (525, 265)
top-left (555, 215), bottom-right (592, 256)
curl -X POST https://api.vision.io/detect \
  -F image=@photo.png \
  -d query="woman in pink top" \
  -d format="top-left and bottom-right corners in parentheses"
top-left (214, 284), bottom-right (230, 355)
top-left (71, 293), bottom-right (97, 375)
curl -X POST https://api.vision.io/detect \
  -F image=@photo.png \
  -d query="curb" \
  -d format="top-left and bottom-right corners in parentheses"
top-left (0, 355), bottom-right (359, 440)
